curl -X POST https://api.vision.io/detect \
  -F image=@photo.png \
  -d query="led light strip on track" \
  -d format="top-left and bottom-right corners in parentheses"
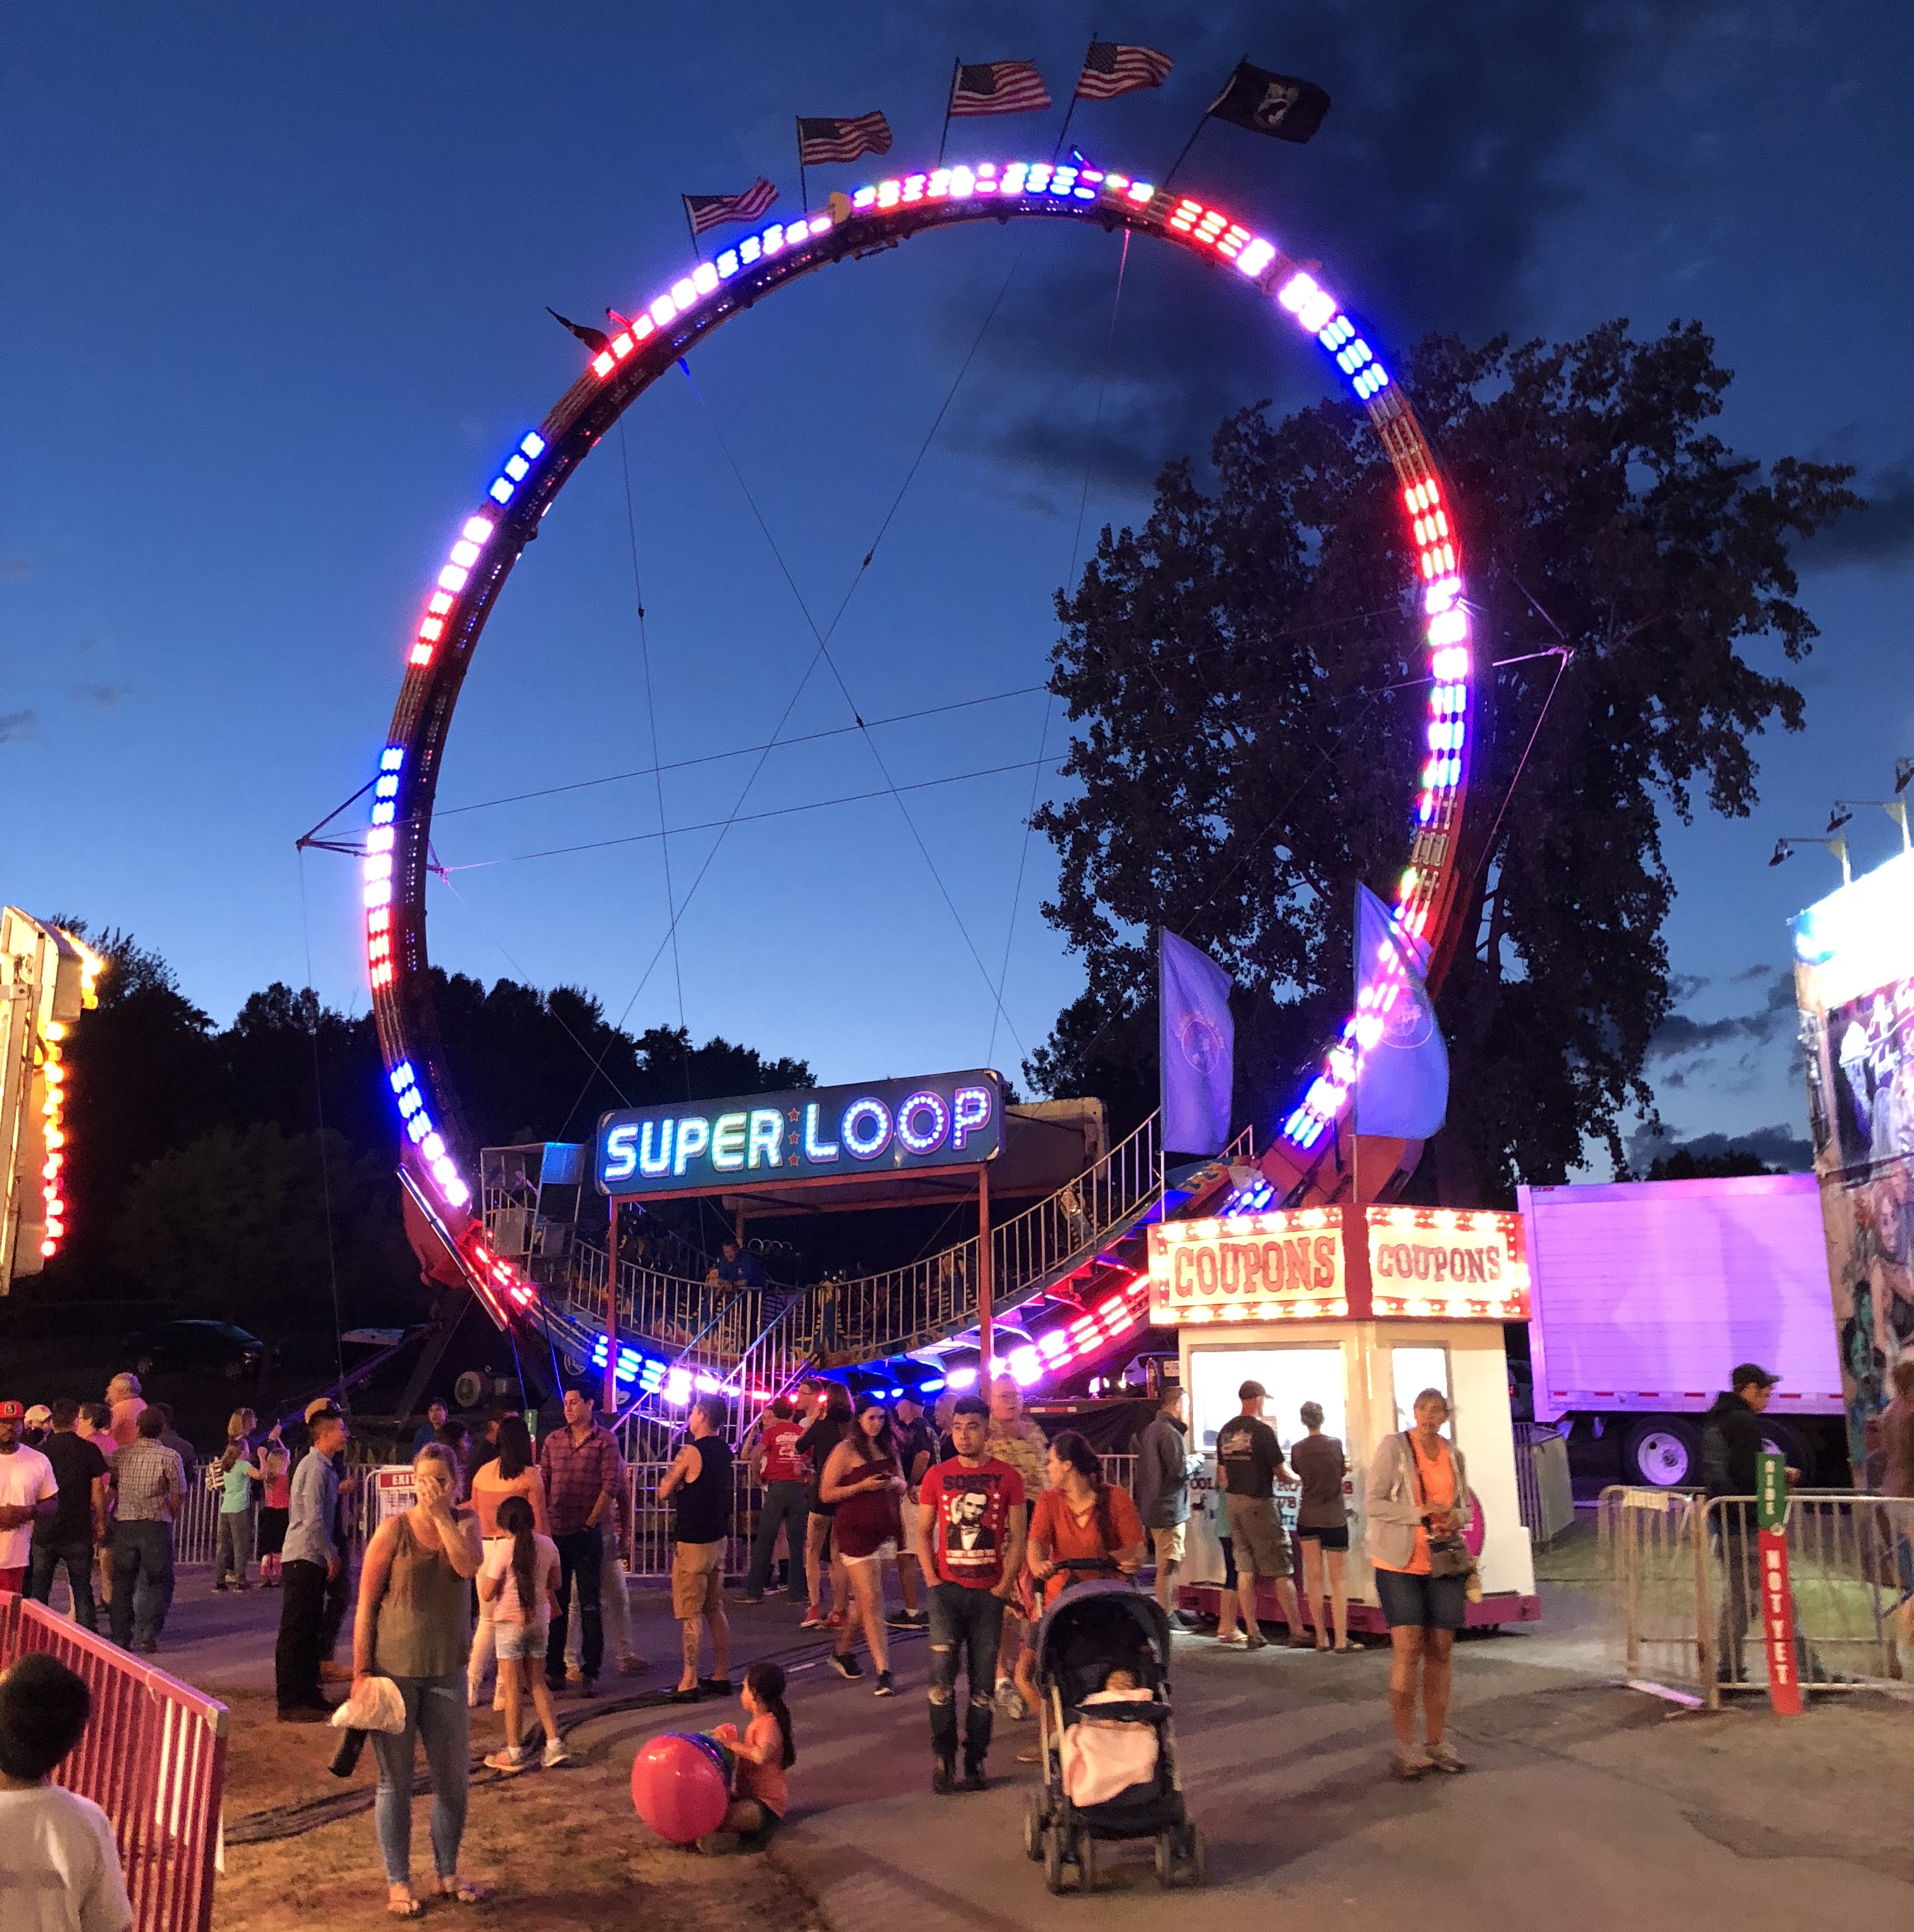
top-left (363, 153), bottom-right (1477, 1314)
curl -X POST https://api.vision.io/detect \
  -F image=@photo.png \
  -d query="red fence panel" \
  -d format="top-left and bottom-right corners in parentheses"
top-left (0, 1592), bottom-right (228, 1932)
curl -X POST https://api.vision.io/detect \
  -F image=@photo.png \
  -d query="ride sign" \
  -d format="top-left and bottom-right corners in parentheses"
top-left (595, 1069), bottom-right (1003, 1197)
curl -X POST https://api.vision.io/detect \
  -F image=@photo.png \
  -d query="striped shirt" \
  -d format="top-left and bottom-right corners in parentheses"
top-left (109, 1440), bottom-right (182, 1523)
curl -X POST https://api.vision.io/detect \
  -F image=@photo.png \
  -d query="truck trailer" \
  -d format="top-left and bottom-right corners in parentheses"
top-left (1518, 1173), bottom-right (1844, 1486)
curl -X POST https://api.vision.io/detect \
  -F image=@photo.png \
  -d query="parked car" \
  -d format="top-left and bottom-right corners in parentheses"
top-left (129, 1320), bottom-right (270, 1382)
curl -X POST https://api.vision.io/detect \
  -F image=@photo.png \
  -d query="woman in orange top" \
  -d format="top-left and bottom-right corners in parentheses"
top-left (1026, 1431), bottom-right (1148, 1609)
top-left (1363, 1388), bottom-right (1473, 1781)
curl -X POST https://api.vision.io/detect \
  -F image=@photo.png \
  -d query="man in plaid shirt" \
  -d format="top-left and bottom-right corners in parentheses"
top-left (108, 1409), bottom-right (183, 1653)
top-left (539, 1389), bottom-right (619, 1697)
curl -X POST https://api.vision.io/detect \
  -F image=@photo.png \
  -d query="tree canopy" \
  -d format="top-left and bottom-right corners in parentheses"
top-left (1027, 321), bottom-right (1858, 1202)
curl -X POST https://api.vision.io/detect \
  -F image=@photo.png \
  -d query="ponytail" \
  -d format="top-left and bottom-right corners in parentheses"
top-left (496, 1494), bottom-right (538, 1622)
top-left (746, 1660), bottom-right (795, 1770)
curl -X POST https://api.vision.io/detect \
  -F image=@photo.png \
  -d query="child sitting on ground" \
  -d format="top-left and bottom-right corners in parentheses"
top-left (0, 1653), bottom-right (134, 1932)
top-left (700, 1660), bottom-right (795, 1854)
top-left (1059, 1664), bottom-right (1160, 1808)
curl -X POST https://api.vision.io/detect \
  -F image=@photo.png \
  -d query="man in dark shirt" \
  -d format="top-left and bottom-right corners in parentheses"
top-left (28, 1401), bottom-right (108, 1631)
top-left (1214, 1381), bottom-right (1308, 1649)
top-left (715, 1241), bottom-right (768, 1291)
top-left (1703, 1363), bottom-right (1804, 1683)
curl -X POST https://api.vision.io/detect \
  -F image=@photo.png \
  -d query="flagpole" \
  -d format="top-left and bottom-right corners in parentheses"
top-left (795, 118), bottom-right (808, 215)
top-left (681, 197), bottom-right (701, 264)
top-left (1052, 31), bottom-right (1094, 161)
top-left (937, 58), bottom-right (959, 165)
top-left (1160, 112), bottom-right (1208, 190)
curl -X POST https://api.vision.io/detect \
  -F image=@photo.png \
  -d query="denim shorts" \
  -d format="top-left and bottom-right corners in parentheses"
top-left (1373, 1567), bottom-right (1467, 1631)
top-left (495, 1620), bottom-right (548, 1664)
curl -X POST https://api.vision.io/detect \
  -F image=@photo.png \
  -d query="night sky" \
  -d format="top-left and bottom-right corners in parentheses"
top-left (3, 3), bottom-right (1908, 1169)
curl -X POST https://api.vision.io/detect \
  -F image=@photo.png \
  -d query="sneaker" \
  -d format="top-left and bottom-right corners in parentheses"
top-left (1391, 1748), bottom-right (1430, 1781)
top-left (884, 1610), bottom-right (915, 1629)
top-left (962, 1764), bottom-right (989, 1793)
top-left (996, 1684), bottom-right (1025, 1721)
top-left (695, 1830), bottom-right (741, 1856)
top-left (739, 1595), bottom-right (764, 1607)
top-left (1424, 1741), bottom-right (1467, 1774)
top-left (618, 1655), bottom-right (649, 1676)
top-left (1243, 1631), bottom-right (1268, 1651)
top-left (565, 1664), bottom-right (584, 1683)
top-left (828, 1650), bottom-right (864, 1681)
top-left (799, 1609), bottom-right (827, 1630)
top-left (577, 1678), bottom-right (599, 1698)
top-left (932, 1757), bottom-right (956, 1795)
top-left (484, 1747), bottom-right (528, 1774)
top-left (213, 1580), bottom-right (229, 1593)
top-left (825, 1610), bottom-right (845, 1629)
top-left (873, 1671), bottom-right (895, 1697)
top-left (541, 1739), bottom-right (571, 1770)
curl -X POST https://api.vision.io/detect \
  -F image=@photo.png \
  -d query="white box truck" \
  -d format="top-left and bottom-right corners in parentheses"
top-left (1517, 1173), bottom-right (1844, 1486)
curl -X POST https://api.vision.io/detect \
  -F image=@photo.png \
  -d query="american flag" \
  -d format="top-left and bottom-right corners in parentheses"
top-left (1074, 42), bottom-right (1173, 101)
top-left (682, 179), bottom-right (779, 237)
top-left (948, 60), bottom-right (1052, 118)
top-left (796, 112), bottom-right (894, 166)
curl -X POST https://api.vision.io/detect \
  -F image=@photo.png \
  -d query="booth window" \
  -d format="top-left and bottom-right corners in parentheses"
top-left (1186, 1346), bottom-right (1346, 1453)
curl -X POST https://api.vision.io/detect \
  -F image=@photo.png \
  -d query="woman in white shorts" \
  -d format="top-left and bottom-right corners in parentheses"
top-left (818, 1397), bottom-right (905, 1697)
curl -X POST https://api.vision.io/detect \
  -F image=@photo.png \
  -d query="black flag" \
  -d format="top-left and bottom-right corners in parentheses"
top-left (1207, 61), bottom-right (1331, 144)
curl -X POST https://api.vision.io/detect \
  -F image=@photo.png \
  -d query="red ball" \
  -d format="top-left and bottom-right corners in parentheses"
top-left (630, 1733), bottom-right (731, 1846)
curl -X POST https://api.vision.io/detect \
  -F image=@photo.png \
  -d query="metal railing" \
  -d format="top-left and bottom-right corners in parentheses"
top-left (0, 1593), bottom-right (228, 1932)
top-left (1598, 1484), bottom-right (1913, 1706)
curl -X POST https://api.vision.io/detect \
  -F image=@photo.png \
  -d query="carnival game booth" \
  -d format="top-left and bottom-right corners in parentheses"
top-left (1154, 1203), bottom-right (1540, 1634)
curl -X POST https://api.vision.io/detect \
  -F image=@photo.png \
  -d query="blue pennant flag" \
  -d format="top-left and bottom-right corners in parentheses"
top-left (1353, 883), bottom-right (1449, 1139)
top-left (1160, 929), bottom-right (1234, 1155)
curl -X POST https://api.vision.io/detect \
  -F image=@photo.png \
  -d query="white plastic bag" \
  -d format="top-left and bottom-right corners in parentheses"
top-left (329, 1675), bottom-right (406, 1734)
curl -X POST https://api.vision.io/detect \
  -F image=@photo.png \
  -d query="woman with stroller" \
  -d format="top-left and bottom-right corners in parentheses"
top-left (1026, 1431), bottom-right (1147, 1608)
top-left (819, 1395), bottom-right (904, 1696)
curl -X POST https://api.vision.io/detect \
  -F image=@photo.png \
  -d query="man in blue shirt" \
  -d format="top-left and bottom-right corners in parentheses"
top-left (411, 1400), bottom-right (447, 1458)
top-left (715, 1241), bottom-right (768, 1291)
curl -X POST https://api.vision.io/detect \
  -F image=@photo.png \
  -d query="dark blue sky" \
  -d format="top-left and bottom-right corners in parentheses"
top-left (3, 3), bottom-right (1908, 1163)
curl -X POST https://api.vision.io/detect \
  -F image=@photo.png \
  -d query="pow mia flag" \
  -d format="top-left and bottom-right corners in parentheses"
top-left (1207, 60), bottom-right (1331, 144)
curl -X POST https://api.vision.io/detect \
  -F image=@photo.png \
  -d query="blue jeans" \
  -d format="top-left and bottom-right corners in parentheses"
top-left (28, 1541), bottom-right (97, 1631)
top-left (370, 1673), bottom-right (470, 1885)
top-left (926, 1581), bottom-right (1005, 1769)
top-left (109, 1522), bottom-right (175, 1647)
top-left (744, 1483), bottom-right (808, 1602)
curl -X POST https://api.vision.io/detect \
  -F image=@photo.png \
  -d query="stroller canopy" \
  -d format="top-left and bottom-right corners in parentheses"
top-left (1034, 1582), bottom-right (1173, 1708)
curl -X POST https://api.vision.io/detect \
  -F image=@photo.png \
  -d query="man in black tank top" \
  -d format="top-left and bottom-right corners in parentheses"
top-left (660, 1396), bottom-right (734, 1700)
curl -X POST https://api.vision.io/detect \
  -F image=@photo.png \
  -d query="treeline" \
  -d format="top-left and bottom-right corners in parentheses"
top-left (42, 924), bottom-right (811, 1342)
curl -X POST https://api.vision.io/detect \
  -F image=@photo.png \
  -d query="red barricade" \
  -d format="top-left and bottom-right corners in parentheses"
top-left (0, 1592), bottom-right (228, 1932)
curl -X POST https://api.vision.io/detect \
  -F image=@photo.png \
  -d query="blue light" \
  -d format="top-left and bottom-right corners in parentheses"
top-left (504, 455), bottom-right (529, 482)
top-left (919, 1377), bottom-right (946, 1394)
top-left (519, 432), bottom-right (546, 458)
top-left (489, 479), bottom-right (513, 505)
top-left (380, 748), bottom-right (405, 772)
top-left (390, 1063), bottom-right (415, 1093)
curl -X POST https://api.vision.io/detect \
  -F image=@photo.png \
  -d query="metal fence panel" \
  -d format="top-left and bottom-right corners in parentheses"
top-left (0, 1593), bottom-right (228, 1932)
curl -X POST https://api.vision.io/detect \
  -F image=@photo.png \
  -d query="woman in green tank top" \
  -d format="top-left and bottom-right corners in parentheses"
top-left (352, 1442), bottom-right (484, 1916)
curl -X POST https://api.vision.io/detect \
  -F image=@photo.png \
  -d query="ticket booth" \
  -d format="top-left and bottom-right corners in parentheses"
top-left (1154, 1203), bottom-right (1540, 1633)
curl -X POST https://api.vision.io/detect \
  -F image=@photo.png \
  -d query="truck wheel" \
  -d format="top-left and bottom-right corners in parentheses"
top-left (1623, 1419), bottom-right (1701, 1487)
top-left (1759, 1420), bottom-right (1812, 1481)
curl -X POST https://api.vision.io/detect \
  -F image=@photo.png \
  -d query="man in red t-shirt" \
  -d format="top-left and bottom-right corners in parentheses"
top-left (741, 1397), bottom-right (810, 1605)
top-left (914, 1395), bottom-right (1027, 1793)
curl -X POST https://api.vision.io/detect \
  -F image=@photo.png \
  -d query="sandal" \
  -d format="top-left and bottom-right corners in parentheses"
top-left (387, 1886), bottom-right (423, 1918)
top-left (439, 1876), bottom-right (488, 1904)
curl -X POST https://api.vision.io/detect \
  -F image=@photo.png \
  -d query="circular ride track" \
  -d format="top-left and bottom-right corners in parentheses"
top-left (360, 153), bottom-right (1479, 1322)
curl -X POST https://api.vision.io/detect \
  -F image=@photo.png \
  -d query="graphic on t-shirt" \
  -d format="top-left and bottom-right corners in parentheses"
top-left (946, 1487), bottom-right (998, 1552)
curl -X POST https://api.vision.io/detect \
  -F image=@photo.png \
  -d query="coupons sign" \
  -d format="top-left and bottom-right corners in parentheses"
top-left (1756, 1451), bottom-right (1802, 1717)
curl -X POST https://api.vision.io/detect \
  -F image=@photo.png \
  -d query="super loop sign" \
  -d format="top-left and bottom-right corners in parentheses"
top-left (595, 1070), bottom-right (1002, 1197)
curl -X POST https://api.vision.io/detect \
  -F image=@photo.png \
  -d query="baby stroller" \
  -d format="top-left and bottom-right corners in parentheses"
top-left (1022, 1564), bottom-right (1205, 1892)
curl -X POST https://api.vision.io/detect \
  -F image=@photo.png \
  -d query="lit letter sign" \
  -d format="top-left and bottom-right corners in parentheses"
top-left (595, 1068), bottom-right (1004, 1196)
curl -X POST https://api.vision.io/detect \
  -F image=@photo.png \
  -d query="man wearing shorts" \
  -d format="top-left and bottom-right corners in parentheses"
top-left (1214, 1381), bottom-right (1307, 1649)
top-left (660, 1396), bottom-right (733, 1701)
top-left (1365, 1387), bottom-right (1470, 1779)
top-left (916, 1396), bottom-right (1027, 1794)
top-left (1135, 1386), bottom-right (1198, 1626)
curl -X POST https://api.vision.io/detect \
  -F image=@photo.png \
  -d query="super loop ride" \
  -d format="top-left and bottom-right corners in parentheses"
top-left (361, 153), bottom-right (1478, 1329)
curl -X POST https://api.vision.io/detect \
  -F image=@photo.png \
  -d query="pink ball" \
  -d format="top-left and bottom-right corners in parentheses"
top-left (630, 1733), bottom-right (731, 1846)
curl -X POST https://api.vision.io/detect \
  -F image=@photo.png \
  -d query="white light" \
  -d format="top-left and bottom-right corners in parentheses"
top-left (692, 263), bottom-right (719, 294)
top-left (448, 541), bottom-right (479, 569)
top-left (437, 565), bottom-right (469, 593)
top-left (461, 517), bottom-right (494, 544)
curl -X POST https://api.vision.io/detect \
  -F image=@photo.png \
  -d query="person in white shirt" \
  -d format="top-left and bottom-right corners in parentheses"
top-left (0, 1400), bottom-right (60, 1595)
top-left (0, 1652), bottom-right (133, 1932)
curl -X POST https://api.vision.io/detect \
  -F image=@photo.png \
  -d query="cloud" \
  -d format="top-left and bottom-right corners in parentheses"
top-left (1626, 1120), bottom-right (1813, 1175)
top-left (1648, 967), bottom-right (1795, 1062)
top-left (0, 558), bottom-right (27, 580)
top-left (0, 710), bottom-right (40, 743)
top-left (938, 1), bottom-right (1744, 495)
top-left (1798, 460), bottom-right (1914, 570)
top-left (72, 681), bottom-right (133, 708)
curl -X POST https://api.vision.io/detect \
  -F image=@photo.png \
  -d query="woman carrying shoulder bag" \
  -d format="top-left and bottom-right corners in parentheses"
top-left (1363, 1388), bottom-right (1472, 1782)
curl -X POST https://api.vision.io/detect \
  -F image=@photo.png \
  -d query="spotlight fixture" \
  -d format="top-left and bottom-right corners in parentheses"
top-left (1771, 835), bottom-right (1852, 885)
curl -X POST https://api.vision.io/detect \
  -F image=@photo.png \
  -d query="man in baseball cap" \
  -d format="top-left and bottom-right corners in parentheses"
top-left (0, 1402), bottom-right (59, 1595)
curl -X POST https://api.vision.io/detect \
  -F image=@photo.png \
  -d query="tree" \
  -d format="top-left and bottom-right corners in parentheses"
top-left (1029, 322), bottom-right (1859, 1201)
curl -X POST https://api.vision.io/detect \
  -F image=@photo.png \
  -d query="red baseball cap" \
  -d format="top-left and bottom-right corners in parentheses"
top-left (0, 1401), bottom-right (25, 1421)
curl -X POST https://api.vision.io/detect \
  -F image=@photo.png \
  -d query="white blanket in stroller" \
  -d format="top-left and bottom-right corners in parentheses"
top-left (1060, 1687), bottom-right (1160, 1807)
